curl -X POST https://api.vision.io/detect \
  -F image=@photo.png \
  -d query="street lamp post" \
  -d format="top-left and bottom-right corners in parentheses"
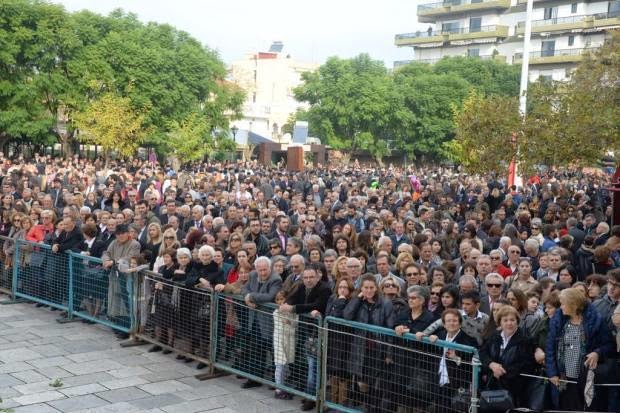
top-left (230, 125), bottom-right (239, 161)
top-left (231, 125), bottom-right (239, 143)
top-left (511, 0), bottom-right (535, 188)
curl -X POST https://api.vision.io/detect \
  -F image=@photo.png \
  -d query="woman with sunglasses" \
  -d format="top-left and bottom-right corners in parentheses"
top-left (380, 277), bottom-right (407, 315)
top-left (224, 233), bottom-right (243, 265)
top-left (153, 229), bottom-right (180, 272)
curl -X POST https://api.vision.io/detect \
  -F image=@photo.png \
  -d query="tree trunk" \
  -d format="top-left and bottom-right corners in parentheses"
top-left (104, 149), bottom-right (111, 171)
top-left (0, 134), bottom-right (10, 157)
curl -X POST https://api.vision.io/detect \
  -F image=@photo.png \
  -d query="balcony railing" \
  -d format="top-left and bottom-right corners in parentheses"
top-left (396, 24), bottom-right (504, 40)
top-left (513, 47), bottom-right (598, 63)
top-left (418, 0), bottom-right (509, 12)
top-left (517, 14), bottom-right (587, 28)
top-left (396, 54), bottom-right (505, 67)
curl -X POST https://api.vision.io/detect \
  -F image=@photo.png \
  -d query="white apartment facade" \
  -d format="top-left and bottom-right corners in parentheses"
top-left (394, 0), bottom-right (620, 81)
top-left (228, 44), bottom-right (318, 142)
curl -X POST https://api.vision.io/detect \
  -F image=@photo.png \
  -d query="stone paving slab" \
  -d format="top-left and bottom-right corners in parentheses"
top-left (0, 303), bottom-right (300, 412)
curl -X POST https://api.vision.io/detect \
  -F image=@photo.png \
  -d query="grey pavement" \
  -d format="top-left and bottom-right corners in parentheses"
top-left (0, 300), bottom-right (302, 413)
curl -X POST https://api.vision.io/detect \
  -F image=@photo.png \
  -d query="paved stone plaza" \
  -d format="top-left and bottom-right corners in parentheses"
top-left (0, 301), bottom-right (301, 413)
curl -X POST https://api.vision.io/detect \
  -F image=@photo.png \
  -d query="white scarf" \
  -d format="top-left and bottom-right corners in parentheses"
top-left (439, 330), bottom-right (460, 386)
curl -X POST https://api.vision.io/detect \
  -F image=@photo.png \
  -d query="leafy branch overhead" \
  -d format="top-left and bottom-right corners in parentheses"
top-left (0, 0), bottom-right (243, 157)
top-left (294, 54), bottom-right (520, 163)
top-left (453, 31), bottom-right (620, 174)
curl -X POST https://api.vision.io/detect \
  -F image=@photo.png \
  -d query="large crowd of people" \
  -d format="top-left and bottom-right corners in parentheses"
top-left (0, 152), bottom-right (618, 412)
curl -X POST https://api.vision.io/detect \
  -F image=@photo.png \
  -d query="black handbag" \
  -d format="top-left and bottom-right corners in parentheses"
top-left (480, 389), bottom-right (514, 412)
top-left (480, 377), bottom-right (514, 412)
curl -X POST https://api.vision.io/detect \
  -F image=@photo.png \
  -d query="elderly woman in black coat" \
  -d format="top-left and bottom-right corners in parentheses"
top-left (480, 305), bottom-right (535, 410)
top-left (343, 274), bottom-right (394, 412)
top-left (428, 308), bottom-right (478, 413)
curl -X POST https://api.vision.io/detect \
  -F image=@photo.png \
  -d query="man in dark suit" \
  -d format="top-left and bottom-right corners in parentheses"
top-left (246, 218), bottom-right (269, 257)
top-left (280, 265), bottom-right (331, 411)
top-left (567, 217), bottom-right (586, 253)
top-left (51, 216), bottom-right (84, 312)
top-left (48, 178), bottom-right (65, 210)
top-left (99, 217), bottom-right (117, 249)
top-left (182, 205), bottom-right (205, 233)
top-left (272, 187), bottom-right (289, 212)
top-left (269, 215), bottom-right (289, 250)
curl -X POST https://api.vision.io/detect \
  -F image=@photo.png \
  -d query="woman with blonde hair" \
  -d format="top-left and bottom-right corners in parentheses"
top-left (546, 287), bottom-right (614, 410)
top-left (394, 252), bottom-right (414, 278)
top-left (153, 229), bottom-right (181, 272)
top-left (332, 255), bottom-right (349, 282)
top-left (144, 223), bottom-right (163, 269)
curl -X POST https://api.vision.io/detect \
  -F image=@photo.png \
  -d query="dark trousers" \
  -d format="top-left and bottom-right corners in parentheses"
top-left (245, 320), bottom-right (271, 380)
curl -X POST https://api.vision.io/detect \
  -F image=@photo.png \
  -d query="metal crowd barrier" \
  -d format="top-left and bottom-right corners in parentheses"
top-left (67, 251), bottom-right (133, 333)
top-left (134, 272), bottom-right (213, 367)
top-left (12, 240), bottom-right (69, 312)
top-left (0, 235), bottom-right (14, 298)
top-left (211, 293), bottom-right (323, 402)
top-left (6, 249), bottom-right (483, 412)
top-left (323, 316), bottom-right (481, 413)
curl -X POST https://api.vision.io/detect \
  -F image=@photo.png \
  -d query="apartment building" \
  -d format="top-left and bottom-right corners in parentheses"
top-left (394, 0), bottom-right (620, 80)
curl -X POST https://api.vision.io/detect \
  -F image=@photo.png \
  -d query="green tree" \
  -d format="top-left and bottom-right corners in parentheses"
top-left (165, 112), bottom-right (212, 163)
top-left (393, 68), bottom-right (470, 160)
top-left (294, 54), bottom-right (408, 164)
top-left (521, 32), bottom-right (620, 169)
top-left (73, 93), bottom-right (149, 168)
top-left (432, 56), bottom-right (521, 97)
top-left (453, 90), bottom-right (521, 175)
top-left (0, 1), bottom-right (243, 158)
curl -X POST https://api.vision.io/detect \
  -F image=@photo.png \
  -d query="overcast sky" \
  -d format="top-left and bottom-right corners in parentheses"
top-left (52, 0), bottom-right (425, 67)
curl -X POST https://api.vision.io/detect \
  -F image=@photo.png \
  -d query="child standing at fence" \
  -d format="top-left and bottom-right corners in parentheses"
top-left (273, 290), bottom-right (297, 399)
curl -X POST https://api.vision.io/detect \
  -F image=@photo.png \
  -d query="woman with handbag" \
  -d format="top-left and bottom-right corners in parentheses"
top-left (480, 306), bottom-right (534, 411)
top-left (546, 287), bottom-right (614, 410)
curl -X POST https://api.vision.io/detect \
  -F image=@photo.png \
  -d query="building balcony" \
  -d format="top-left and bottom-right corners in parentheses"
top-left (395, 54), bottom-right (507, 67)
top-left (512, 47), bottom-right (597, 64)
top-left (395, 30), bottom-right (448, 46)
top-left (417, 0), bottom-right (511, 23)
top-left (516, 12), bottom-right (620, 34)
top-left (395, 25), bottom-right (508, 46)
top-left (448, 24), bottom-right (509, 41)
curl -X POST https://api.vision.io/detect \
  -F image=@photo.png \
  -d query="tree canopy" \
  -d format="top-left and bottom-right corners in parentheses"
top-left (453, 32), bottom-right (620, 175)
top-left (0, 0), bottom-right (244, 157)
top-left (294, 54), bottom-right (520, 162)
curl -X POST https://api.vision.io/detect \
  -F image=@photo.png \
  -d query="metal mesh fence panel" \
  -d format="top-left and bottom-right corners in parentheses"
top-left (68, 252), bottom-right (132, 332)
top-left (135, 272), bottom-right (212, 366)
top-left (323, 316), bottom-right (480, 413)
top-left (13, 240), bottom-right (69, 311)
top-left (212, 293), bottom-right (322, 401)
top-left (0, 235), bottom-right (13, 296)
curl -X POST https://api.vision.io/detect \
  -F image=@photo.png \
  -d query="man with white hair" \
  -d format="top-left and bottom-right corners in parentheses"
top-left (282, 254), bottom-right (305, 295)
top-left (240, 256), bottom-right (282, 389)
top-left (183, 205), bottom-right (204, 232)
top-left (346, 257), bottom-right (363, 289)
top-left (594, 222), bottom-right (610, 247)
top-left (524, 238), bottom-right (541, 272)
top-left (479, 273), bottom-right (505, 316)
top-left (498, 236), bottom-right (511, 259)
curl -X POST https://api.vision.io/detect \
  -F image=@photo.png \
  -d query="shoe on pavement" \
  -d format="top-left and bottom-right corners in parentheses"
top-left (148, 345), bottom-right (162, 353)
top-left (241, 380), bottom-right (262, 389)
top-left (301, 400), bottom-right (316, 411)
